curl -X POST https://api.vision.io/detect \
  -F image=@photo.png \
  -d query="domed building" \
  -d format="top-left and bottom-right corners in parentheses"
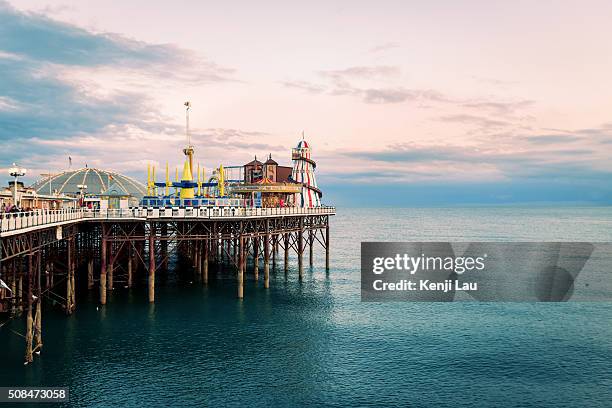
top-left (30, 168), bottom-right (146, 200)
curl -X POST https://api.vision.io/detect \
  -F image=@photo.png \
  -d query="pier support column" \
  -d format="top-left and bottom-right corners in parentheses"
top-left (49, 261), bottom-right (54, 289)
top-left (195, 240), bottom-right (201, 278)
top-left (202, 240), bottom-right (208, 284)
top-left (25, 253), bottom-right (33, 364)
top-left (100, 226), bottom-right (107, 305)
top-left (107, 259), bottom-right (113, 293)
top-left (127, 246), bottom-right (133, 288)
top-left (66, 238), bottom-right (74, 314)
top-left (34, 253), bottom-right (42, 353)
top-left (216, 238), bottom-right (223, 275)
top-left (87, 258), bottom-right (94, 290)
top-left (264, 227), bottom-right (270, 289)
top-left (284, 233), bottom-right (289, 275)
top-left (149, 224), bottom-right (156, 303)
top-left (107, 241), bottom-right (114, 292)
top-left (70, 258), bottom-right (76, 311)
top-left (325, 222), bottom-right (330, 271)
top-left (238, 235), bottom-right (244, 299)
top-left (309, 229), bottom-right (314, 268)
top-left (298, 219), bottom-right (304, 280)
top-left (161, 224), bottom-right (168, 271)
top-left (10, 263), bottom-right (17, 317)
top-left (253, 237), bottom-right (259, 280)
top-left (234, 238), bottom-right (238, 266)
top-left (34, 295), bottom-right (42, 353)
top-left (17, 261), bottom-right (23, 314)
top-left (272, 235), bottom-right (277, 270)
top-left (45, 261), bottom-right (50, 291)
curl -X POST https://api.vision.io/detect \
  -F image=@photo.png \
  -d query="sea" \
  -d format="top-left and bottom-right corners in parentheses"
top-left (1, 207), bottom-right (611, 407)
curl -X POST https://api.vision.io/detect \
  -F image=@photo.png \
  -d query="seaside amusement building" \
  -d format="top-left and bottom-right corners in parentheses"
top-left (141, 108), bottom-right (324, 209)
top-left (1, 167), bottom-right (146, 211)
top-left (31, 167), bottom-right (146, 209)
top-left (230, 154), bottom-right (300, 207)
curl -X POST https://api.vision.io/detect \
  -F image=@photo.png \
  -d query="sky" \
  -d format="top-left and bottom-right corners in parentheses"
top-left (0, 0), bottom-right (611, 206)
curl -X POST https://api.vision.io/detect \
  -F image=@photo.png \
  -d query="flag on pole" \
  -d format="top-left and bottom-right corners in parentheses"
top-left (68, 156), bottom-right (72, 168)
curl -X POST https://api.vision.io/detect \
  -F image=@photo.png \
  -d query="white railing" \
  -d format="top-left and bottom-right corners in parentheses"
top-left (0, 208), bottom-right (85, 234)
top-left (1, 206), bottom-right (336, 234)
top-left (88, 206), bottom-right (336, 219)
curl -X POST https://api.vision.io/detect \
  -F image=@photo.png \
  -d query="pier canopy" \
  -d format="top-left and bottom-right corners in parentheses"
top-left (31, 168), bottom-right (146, 199)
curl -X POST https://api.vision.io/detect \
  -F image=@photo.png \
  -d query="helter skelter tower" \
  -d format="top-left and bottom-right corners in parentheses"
top-left (291, 133), bottom-right (322, 207)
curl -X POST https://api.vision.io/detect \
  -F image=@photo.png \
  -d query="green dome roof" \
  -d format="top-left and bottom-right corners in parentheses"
top-left (31, 168), bottom-right (146, 198)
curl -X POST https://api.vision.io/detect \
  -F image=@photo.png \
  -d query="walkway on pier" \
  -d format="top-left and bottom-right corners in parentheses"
top-left (0, 206), bottom-right (336, 237)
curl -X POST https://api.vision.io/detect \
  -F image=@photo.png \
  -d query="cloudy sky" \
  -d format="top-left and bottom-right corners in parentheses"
top-left (1, 0), bottom-right (611, 206)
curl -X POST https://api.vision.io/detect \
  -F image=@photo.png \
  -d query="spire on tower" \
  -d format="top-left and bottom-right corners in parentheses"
top-left (184, 101), bottom-right (192, 147)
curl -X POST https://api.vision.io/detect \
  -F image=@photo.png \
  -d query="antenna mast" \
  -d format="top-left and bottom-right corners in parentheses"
top-left (182, 101), bottom-right (194, 172)
top-left (185, 101), bottom-right (191, 147)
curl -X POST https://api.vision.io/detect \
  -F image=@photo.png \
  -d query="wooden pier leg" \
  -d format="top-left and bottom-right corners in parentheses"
top-left (161, 224), bottom-right (168, 271)
top-left (272, 235), bottom-right (277, 270)
top-left (100, 228), bottom-right (107, 305)
top-left (149, 225), bottom-right (156, 303)
top-left (325, 222), bottom-right (330, 271)
top-left (34, 298), bottom-right (42, 352)
top-left (253, 237), bottom-right (259, 280)
top-left (224, 239), bottom-right (229, 264)
top-left (107, 244), bottom-right (114, 292)
top-left (195, 240), bottom-right (201, 278)
top-left (298, 219), bottom-right (304, 280)
top-left (309, 229), bottom-right (314, 268)
top-left (87, 259), bottom-right (94, 290)
top-left (17, 261), bottom-right (23, 314)
top-left (34, 253), bottom-right (42, 353)
top-left (25, 253), bottom-right (33, 364)
top-left (202, 240), bottom-right (208, 284)
top-left (284, 233), bottom-right (289, 275)
top-left (70, 259), bottom-right (76, 310)
top-left (66, 239), bottom-right (73, 314)
top-left (217, 238), bottom-right (223, 275)
top-left (45, 261), bottom-right (50, 291)
top-left (196, 240), bottom-right (200, 268)
top-left (11, 262), bottom-right (17, 317)
top-left (234, 238), bottom-right (238, 266)
top-left (264, 231), bottom-right (270, 289)
top-left (49, 262), bottom-right (54, 290)
top-left (238, 235), bottom-right (244, 299)
top-left (127, 246), bottom-right (133, 288)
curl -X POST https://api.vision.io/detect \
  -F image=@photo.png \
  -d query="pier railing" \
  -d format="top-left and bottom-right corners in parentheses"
top-left (0, 208), bottom-right (84, 234)
top-left (1, 206), bottom-right (336, 234)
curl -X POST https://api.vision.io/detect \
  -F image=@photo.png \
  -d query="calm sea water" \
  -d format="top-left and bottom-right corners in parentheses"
top-left (2, 207), bottom-right (612, 407)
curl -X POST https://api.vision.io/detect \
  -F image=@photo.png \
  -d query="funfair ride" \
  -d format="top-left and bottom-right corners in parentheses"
top-left (291, 135), bottom-right (322, 207)
top-left (142, 103), bottom-right (234, 207)
top-left (142, 105), bottom-right (325, 209)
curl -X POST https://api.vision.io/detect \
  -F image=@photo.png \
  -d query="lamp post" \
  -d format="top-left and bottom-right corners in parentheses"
top-left (9, 163), bottom-right (26, 209)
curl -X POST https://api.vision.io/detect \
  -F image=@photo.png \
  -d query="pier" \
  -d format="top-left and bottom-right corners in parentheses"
top-left (0, 205), bottom-right (335, 363)
top-left (0, 103), bottom-right (334, 364)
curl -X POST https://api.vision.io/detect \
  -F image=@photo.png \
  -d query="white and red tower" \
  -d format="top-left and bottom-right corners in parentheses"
top-left (291, 136), bottom-right (322, 207)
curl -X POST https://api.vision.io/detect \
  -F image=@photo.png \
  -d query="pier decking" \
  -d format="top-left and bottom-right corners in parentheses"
top-left (0, 206), bottom-right (335, 363)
